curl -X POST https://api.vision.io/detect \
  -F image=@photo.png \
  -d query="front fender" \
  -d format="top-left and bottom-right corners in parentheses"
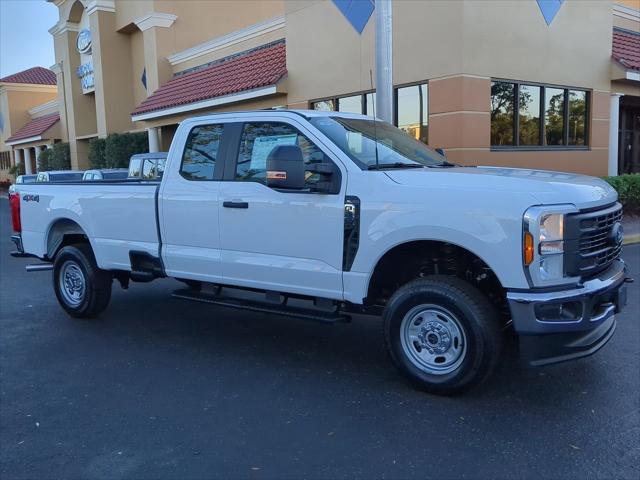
top-left (346, 206), bottom-right (531, 303)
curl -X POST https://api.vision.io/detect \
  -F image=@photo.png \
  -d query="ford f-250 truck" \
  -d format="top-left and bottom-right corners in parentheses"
top-left (9, 110), bottom-right (631, 394)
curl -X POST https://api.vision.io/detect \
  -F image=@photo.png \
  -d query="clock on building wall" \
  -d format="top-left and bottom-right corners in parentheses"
top-left (76, 29), bottom-right (92, 55)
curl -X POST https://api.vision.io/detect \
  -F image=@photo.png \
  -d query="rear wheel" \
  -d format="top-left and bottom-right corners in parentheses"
top-left (53, 244), bottom-right (112, 318)
top-left (383, 276), bottom-right (502, 395)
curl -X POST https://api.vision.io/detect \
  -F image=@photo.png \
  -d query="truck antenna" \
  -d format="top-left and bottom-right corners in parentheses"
top-left (370, 69), bottom-right (380, 170)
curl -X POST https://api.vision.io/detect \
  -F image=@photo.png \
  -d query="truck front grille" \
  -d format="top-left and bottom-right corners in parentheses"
top-left (564, 203), bottom-right (623, 278)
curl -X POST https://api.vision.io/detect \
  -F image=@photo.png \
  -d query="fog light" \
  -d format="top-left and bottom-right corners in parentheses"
top-left (535, 302), bottom-right (583, 322)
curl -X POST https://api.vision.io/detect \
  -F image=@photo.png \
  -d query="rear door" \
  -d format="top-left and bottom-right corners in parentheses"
top-left (218, 117), bottom-right (347, 299)
top-left (159, 120), bottom-right (229, 282)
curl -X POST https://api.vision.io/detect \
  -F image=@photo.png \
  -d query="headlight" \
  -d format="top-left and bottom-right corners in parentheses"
top-left (539, 213), bottom-right (564, 255)
top-left (523, 205), bottom-right (578, 287)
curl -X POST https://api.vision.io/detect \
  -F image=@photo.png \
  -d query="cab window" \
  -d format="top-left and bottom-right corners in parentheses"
top-left (235, 122), bottom-right (331, 188)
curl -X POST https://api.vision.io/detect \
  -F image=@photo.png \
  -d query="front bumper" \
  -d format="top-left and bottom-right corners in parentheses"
top-left (507, 260), bottom-right (629, 366)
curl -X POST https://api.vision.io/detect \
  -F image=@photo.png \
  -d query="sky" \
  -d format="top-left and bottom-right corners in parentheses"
top-left (0, 0), bottom-right (58, 78)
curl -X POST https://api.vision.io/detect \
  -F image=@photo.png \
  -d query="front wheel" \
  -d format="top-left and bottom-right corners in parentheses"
top-left (383, 276), bottom-right (502, 395)
top-left (53, 244), bottom-right (112, 319)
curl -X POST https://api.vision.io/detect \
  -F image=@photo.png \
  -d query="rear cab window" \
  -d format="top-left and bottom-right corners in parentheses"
top-left (128, 158), bottom-right (142, 178)
top-left (180, 124), bottom-right (225, 180)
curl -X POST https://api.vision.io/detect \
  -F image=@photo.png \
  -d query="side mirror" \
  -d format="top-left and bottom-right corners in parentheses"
top-left (266, 145), bottom-right (305, 190)
top-left (435, 147), bottom-right (446, 158)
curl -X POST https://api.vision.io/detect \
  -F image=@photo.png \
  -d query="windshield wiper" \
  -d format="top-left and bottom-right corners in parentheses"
top-left (426, 161), bottom-right (458, 168)
top-left (367, 163), bottom-right (425, 170)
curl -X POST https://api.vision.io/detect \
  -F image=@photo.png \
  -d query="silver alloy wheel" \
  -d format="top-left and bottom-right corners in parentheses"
top-left (59, 260), bottom-right (86, 307)
top-left (400, 304), bottom-right (467, 375)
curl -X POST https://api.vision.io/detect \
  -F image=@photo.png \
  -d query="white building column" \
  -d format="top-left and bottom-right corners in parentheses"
top-left (23, 148), bottom-right (33, 175)
top-left (34, 146), bottom-right (42, 173)
top-left (13, 148), bottom-right (22, 168)
top-left (147, 127), bottom-right (160, 153)
top-left (608, 93), bottom-right (623, 177)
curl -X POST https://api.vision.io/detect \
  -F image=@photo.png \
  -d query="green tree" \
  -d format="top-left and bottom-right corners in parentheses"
top-left (37, 148), bottom-right (54, 172)
top-left (104, 132), bottom-right (148, 168)
top-left (88, 138), bottom-right (107, 168)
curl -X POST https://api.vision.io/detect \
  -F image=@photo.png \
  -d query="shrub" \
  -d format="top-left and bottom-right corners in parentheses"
top-left (37, 148), bottom-right (53, 172)
top-left (604, 174), bottom-right (640, 215)
top-left (50, 142), bottom-right (71, 170)
top-left (104, 132), bottom-right (148, 168)
top-left (88, 138), bottom-right (107, 169)
top-left (9, 162), bottom-right (25, 179)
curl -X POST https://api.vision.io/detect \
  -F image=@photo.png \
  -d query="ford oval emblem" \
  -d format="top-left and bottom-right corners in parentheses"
top-left (610, 222), bottom-right (624, 245)
top-left (76, 29), bottom-right (92, 55)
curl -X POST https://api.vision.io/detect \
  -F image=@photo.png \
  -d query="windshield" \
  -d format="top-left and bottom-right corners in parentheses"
top-left (309, 116), bottom-right (446, 169)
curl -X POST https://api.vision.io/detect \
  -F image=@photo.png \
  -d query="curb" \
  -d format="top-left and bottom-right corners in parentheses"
top-left (623, 234), bottom-right (640, 246)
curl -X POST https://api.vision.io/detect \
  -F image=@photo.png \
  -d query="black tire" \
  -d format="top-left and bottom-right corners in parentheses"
top-left (53, 243), bottom-right (112, 319)
top-left (383, 275), bottom-right (502, 395)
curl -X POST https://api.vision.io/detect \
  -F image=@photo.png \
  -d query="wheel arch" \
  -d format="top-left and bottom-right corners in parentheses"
top-left (45, 217), bottom-right (93, 260)
top-left (365, 239), bottom-right (508, 317)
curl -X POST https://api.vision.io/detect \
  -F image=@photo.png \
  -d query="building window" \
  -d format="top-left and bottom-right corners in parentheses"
top-left (311, 82), bottom-right (429, 145)
top-left (337, 95), bottom-right (363, 114)
top-left (519, 85), bottom-right (541, 146)
top-left (395, 83), bottom-right (428, 145)
top-left (312, 93), bottom-right (371, 116)
top-left (568, 90), bottom-right (587, 146)
top-left (313, 100), bottom-right (336, 111)
top-left (544, 88), bottom-right (565, 146)
top-left (491, 80), bottom-right (589, 149)
top-left (490, 82), bottom-right (516, 146)
top-left (0, 151), bottom-right (11, 170)
top-left (181, 124), bottom-right (224, 180)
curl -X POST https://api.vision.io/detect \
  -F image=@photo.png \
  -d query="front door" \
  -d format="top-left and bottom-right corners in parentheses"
top-left (218, 118), bottom-right (346, 300)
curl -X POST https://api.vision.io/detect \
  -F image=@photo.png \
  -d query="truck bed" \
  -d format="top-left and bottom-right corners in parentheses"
top-left (16, 181), bottom-right (161, 271)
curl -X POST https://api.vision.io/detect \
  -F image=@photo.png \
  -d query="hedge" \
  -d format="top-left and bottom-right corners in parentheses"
top-left (103, 132), bottom-right (148, 168)
top-left (37, 148), bottom-right (53, 172)
top-left (604, 174), bottom-right (640, 215)
top-left (88, 138), bottom-right (107, 169)
top-left (50, 142), bottom-right (71, 170)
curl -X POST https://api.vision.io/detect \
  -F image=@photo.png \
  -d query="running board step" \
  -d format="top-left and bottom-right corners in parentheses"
top-left (171, 288), bottom-right (350, 324)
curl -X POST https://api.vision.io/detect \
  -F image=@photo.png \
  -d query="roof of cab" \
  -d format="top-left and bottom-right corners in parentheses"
top-left (180, 109), bottom-right (373, 125)
top-left (131, 152), bottom-right (168, 159)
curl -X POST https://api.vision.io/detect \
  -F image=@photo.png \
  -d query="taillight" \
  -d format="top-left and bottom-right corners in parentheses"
top-left (9, 192), bottom-right (21, 232)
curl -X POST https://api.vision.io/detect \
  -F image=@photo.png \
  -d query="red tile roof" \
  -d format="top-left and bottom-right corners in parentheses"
top-left (132, 41), bottom-right (287, 117)
top-left (612, 28), bottom-right (640, 71)
top-left (0, 67), bottom-right (57, 86)
top-left (6, 113), bottom-right (60, 143)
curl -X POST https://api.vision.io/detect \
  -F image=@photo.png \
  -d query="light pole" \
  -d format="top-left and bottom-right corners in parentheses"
top-left (375, 0), bottom-right (393, 123)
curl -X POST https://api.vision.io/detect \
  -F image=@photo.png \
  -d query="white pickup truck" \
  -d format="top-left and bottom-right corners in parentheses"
top-left (9, 110), bottom-right (630, 394)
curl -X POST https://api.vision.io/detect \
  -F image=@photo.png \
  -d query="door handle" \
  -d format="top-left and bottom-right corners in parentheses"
top-left (223, 201), bottom-right (249, 209)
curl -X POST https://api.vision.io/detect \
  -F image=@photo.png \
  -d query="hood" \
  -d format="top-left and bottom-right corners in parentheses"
top-left (384, 166), bottom-right (617, 209)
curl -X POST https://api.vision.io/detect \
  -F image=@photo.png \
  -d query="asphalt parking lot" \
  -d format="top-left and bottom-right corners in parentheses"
top-left (0, 197), bottom-right (638, 480)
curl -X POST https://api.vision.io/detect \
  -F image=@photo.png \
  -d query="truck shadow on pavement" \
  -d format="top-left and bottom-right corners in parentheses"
top-left (84, 280), bottom-right (609, 410)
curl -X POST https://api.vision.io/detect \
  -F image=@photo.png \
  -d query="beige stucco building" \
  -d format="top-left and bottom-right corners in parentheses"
top-left (0, 67), bottom-right (61, 182)
top-left (40, 0), bottom-right (640, 176)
